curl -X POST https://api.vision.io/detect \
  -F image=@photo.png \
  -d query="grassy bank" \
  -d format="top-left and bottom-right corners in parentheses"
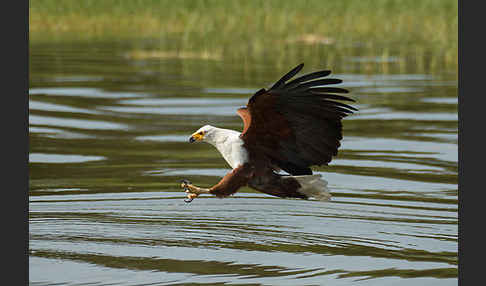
top-left (29, 0), bottom-right (457, 74)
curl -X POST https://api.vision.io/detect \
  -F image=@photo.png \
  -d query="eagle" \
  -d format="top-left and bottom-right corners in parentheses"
top-left (181, 63), bottom-right (356, 203)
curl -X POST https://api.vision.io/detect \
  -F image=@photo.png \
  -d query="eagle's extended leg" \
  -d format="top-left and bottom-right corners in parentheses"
top-left (180, 164), bottom-right (254, 203)
top-left (180, 179), bottom-right (210, 203)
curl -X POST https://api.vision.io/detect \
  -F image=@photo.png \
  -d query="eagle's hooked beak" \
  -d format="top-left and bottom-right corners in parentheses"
top-left (189, 131), bottom-right (204, 143)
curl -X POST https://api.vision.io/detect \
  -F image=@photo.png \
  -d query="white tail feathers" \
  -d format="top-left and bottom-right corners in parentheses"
top-left (293, 174), bottom-right (331, 201)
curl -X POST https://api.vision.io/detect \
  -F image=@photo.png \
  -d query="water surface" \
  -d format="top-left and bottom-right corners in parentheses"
top-left (29, 40), bottom-right (457, 285)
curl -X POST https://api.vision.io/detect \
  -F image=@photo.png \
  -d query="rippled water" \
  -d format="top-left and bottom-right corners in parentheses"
top-left (29, 41), bottom-right (458, 285)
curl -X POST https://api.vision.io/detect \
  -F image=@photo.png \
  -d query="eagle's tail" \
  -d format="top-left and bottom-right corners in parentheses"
top-left (293, 174), bottom-right (331, 201)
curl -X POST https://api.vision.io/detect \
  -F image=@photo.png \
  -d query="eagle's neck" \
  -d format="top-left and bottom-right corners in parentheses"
top-left (205, 127), bottom-right (249, 169)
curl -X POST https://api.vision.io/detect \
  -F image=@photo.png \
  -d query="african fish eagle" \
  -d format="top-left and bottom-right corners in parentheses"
top-left (181, 63), bottom-right (356, 202)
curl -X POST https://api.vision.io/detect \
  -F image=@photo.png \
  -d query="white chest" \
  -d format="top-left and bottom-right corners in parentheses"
top-left (213, 134), bottom-right (249, 169)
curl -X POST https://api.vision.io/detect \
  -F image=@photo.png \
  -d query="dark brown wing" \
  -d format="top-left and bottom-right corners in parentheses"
top-left (238, 63), bottom-right (357, 175)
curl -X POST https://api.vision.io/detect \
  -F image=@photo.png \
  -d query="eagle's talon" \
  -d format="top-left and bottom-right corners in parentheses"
top-left (180, 179), bottom-right (193, 191)
top-left (180, 179), bottom-right (192, 188)
top-left (184, 192), bottom-right (199, 203)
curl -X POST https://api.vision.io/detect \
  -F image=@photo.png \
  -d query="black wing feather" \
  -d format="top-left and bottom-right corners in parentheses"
top-left (269, 63), bottom-right (304, 90)
top-left (309, 87), bottom-right (350, 94)
top-left (287, 78), bottom-right (343, 92)
top-left (310, 92), bottom-right (357, 103)
top-left (283, 70), bottom-right (332, 90)
top-left (240, 63), bottom-right (356, 175)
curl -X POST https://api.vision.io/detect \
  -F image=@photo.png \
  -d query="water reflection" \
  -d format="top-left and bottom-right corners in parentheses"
top-left (29, 153), bottom-right (105, 163)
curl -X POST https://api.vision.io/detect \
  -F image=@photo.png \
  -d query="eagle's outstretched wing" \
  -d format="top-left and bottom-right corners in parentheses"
top-left (237, 63), bottom-right (357, 175)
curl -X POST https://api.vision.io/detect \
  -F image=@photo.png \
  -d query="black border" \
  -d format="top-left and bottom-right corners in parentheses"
top-left (10, 0), bottom-right (29, 285)
top-left (457, 0), bottom-right (462, 282)
top-left (458, 0), bottom-right (477, 285)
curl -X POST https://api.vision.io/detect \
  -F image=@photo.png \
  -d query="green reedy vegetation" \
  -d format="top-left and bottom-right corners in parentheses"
top-left (29, 0), bottom-right (457, 74)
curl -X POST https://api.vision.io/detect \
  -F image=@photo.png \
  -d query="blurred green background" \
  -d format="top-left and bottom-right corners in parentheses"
top-left (29, 0), bottom-right (457, 75)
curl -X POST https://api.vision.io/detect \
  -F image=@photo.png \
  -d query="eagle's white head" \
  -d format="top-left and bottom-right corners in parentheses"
top-left (189, 124), bottom-right (248, 169)
top-left (189, 125), bottom-right (218, 144)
